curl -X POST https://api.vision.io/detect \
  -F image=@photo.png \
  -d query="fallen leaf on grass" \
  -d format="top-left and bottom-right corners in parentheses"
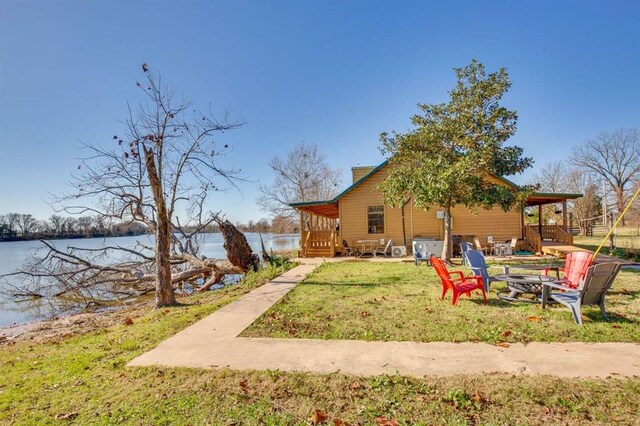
top-left (333, 419), bottom-right (352, 426)
top-left (360, 311), bottom-right (370, 318)
top-left (495, 342), bottom-right (510, 348)
top-left (123, 317), bottom-right (133, 326)
top-left (350, 382), bottom-right (362, 390)
top-left (471, 392), bottom-right (486, 403)
top-left (375, 417), bottom-right (399, 426)
top-left (239, 380), bottom-right (248, 393)
top-left (501, 330), bottom-right (512, 338)
top-left (611, 324), bottom-right (622, 329)
top-left (527, 316), bottom-right (542, 322)
top-left (55, 412), bottom-right (78, 420)
top-left (311, 410), bottom-right (329, 424)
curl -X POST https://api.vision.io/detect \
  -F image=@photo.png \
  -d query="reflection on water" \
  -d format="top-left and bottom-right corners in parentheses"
top-left (0, 232), bottom-right (299, 326)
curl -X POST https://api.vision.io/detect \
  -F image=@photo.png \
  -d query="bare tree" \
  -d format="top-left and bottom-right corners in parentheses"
top-left (571, 128), bottom-right (640, 225)
top-left (270, 215), bottom-right (296, 234)
top-left (532, 161), bottom-right (570, 224)
top-left (564, 169), bottom-right (602, 233)
top-left (257, 142), bottom-right (342, 219)
top-left (3, 64), bottom-right (253, 309)
top-left (533, 161), bottom-right (569, 193)
top-left (4, 213), bottom-right (20, 235)
top-left (533, 162), bottom-right (602, 232)
top-left (16, 214), bottom-right (36, 237)
top-left (49, 215), bottom-right (64, 235)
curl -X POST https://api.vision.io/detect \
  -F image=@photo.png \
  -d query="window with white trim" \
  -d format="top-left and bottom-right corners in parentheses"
top-left (367, 205), bottom-right (384, 234)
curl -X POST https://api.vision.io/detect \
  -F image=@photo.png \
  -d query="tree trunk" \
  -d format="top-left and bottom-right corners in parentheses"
top-left (441, 199), bottom-right (452, 262)
top-left (155, 213), bottom-right (177, 306)
top-left (400, 198), bottom-right (409, 248)
top-left (145, 148), bottom-right (177, 307)
top-left (615, 187), bottom-right (626, 226)
top-left (259, 232), bottom-right (272, 263)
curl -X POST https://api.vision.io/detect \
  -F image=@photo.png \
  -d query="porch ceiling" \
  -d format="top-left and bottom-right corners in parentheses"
top-left (525, 192), bottom-right (582, 207)
top-left (294, 202), bottom-right (339, 219)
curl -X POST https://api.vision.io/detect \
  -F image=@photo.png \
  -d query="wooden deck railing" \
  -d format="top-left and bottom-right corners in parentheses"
top-left (524, 226), bottom-right (542, 253)
top-left (524, 224), bottom-right (573, 253)
top-left (552, 225), bottom-right (573, 245)
top-left (540, 225), bottom-right (556, 240)
top-left (302, 230), bottom-right (336, 257)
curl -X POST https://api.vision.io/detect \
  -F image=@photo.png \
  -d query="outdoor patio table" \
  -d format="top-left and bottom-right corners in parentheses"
top-left (356, 240), bottom-right (378, 257)
top-left (493, 274), bottom-right (556, 303)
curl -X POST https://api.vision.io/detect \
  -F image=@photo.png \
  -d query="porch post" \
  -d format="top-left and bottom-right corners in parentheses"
top-left (569, 212), bottom-right (574, 244)
top-left (562, 200), bottom-right (568, 232)
top-left (299, 211), bottom-right (305, 256)
top-left (538, 204), bottom-right (543, 238)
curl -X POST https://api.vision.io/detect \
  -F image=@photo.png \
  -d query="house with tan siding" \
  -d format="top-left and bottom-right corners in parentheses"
top-left (291, 160), bottom-right (581, 258)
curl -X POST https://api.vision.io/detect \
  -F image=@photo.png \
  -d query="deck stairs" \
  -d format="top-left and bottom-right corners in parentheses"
top-left (302, 230), bottom-right (337, 258)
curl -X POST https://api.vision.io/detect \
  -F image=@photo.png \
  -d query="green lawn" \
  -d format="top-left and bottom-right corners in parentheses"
top-left (2, 262), bottom-right (640, 424)
top-left (242, 261), bottom-right (640, 344)
top-left (573, 234), bottom-right (640, 261)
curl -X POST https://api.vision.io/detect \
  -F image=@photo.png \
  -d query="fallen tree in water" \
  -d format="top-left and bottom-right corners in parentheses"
top-left (0, 216), bottom-right (258, 309)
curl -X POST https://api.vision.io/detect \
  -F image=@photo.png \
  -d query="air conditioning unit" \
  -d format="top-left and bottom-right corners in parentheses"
top-left (412, 238), bottom-right (444, 259)
top-left (391, 246), bottom-right (407, 257)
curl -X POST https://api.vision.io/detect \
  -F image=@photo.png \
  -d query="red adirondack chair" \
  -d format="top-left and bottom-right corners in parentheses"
top-left (430, 256), bottom-right (487, 306)
top-left (543, 251), bottom-right (594, 288)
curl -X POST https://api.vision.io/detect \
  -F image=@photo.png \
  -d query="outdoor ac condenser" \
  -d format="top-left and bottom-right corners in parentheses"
top-left (412, 238), bottom-right (444, 259)
top-left (391, 246), bottom-right (407, 257)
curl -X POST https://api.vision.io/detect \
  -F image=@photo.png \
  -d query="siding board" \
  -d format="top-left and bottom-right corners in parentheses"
top-left (339, 164), bottom-right (521, 250)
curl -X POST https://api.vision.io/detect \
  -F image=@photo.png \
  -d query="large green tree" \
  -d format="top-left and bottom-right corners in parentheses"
top-left (379, 60), bottom-right (533, 261)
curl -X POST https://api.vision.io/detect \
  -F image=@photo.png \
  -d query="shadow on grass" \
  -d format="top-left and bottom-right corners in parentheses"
top-left (465, 297), bottom-right (524, 308)
top-left (581, 310), bottom-right (639, 324)
top-left (302, 279), bottom-right (408, 287)
top-left (302, 281), bottom-right (384, 288)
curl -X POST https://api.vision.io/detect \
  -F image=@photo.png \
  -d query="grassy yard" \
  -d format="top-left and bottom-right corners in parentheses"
top-left (2, 262), bottom-right (640, 425)
top-left (573, 234), bottom-right (640, 262)
top-left (242, 261), bottom-right (640, 344)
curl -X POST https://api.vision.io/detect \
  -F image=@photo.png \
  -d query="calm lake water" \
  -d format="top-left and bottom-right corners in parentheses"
top-left (0, 232), bottom-right (299, 327)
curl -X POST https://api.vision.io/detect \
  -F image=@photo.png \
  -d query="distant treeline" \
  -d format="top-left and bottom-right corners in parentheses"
top-left (0, 213), bottom-right (299, 242)
top-left (0, 213), bottom-right (148, 241)
top-left (233, 215), bottom-right (298, 234)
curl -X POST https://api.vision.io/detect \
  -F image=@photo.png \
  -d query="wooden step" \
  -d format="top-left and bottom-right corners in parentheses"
top-left (304, 248), bottom-right (334, 257)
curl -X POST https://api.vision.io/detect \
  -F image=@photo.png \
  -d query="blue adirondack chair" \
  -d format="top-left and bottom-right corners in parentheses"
top-left (460, 242), bottom-right (473, 266)
top-left (465, 249), bottom-right (497, 292)
top-left (541, 262), bottom-right (621, 325)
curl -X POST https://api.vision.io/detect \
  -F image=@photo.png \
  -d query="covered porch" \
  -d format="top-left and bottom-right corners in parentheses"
top-left (293, 201), bottom-right (340, 258)
top-left (523, 192), bottom-right (582, 255)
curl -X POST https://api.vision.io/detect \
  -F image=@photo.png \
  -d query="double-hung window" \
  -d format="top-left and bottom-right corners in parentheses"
top-left (367, 205), bottom-right (384, 234)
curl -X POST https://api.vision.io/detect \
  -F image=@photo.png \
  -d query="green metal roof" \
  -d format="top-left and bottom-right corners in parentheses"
top-left (289, 160), bottom-right (582, 208)
top-left (529, 191), bottom-right (583, 198)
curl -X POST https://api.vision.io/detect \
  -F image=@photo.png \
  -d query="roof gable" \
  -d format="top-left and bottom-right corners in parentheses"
top-left (289, 160), bottom-right (581, 209)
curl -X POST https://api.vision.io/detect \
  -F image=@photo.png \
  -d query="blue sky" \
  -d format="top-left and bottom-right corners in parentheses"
top-left (1, 0), bottom-right (639, 223)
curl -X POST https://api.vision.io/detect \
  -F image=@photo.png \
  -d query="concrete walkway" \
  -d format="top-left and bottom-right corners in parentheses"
top-left (129, 262), bottom-right (640, 378)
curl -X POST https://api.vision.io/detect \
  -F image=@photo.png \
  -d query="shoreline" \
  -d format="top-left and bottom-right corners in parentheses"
top-left (0, 300), bottom-right (151, 345)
